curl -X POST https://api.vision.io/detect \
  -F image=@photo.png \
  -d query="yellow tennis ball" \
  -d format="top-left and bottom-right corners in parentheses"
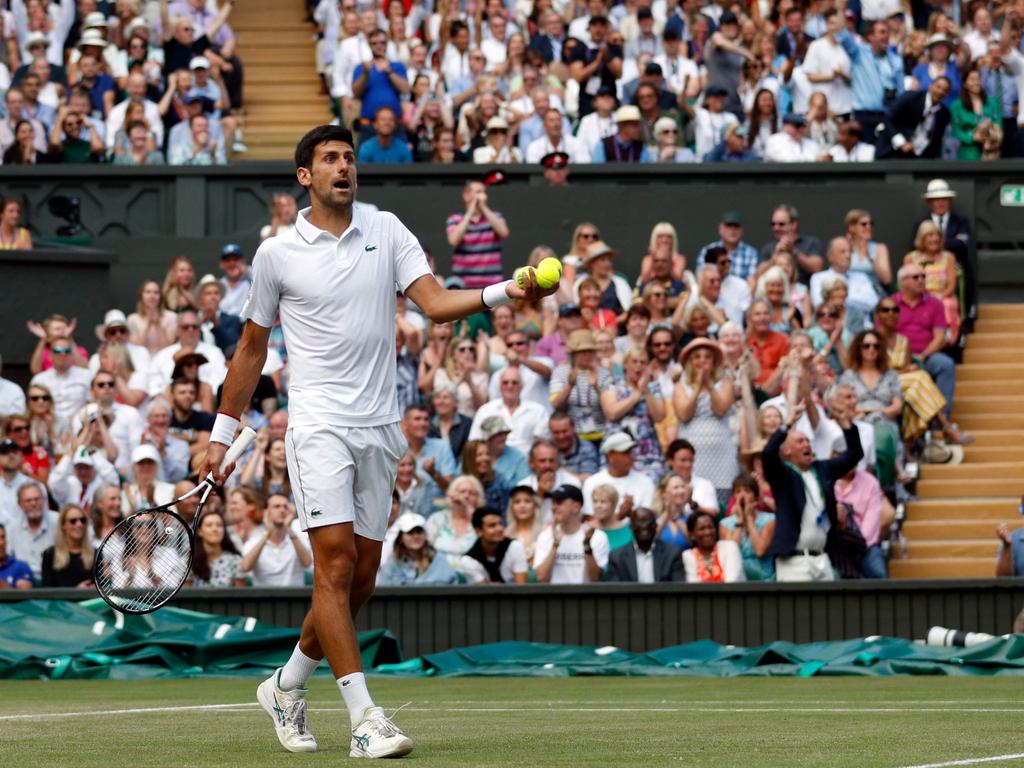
top-left (536, 257), bottom-right (563, 289)
top-left (514, 266), bottom-right (536, 288)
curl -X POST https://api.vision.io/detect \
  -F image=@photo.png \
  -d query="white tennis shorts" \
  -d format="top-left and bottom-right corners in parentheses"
top-left (285, 422), bottom-right (407, 541)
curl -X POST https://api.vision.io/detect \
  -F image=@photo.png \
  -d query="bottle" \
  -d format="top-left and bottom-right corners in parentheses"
top-left (898, 531), bottom-right (909, 559)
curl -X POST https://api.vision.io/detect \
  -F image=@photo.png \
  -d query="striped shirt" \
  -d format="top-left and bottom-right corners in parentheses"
top-left (446, 212), bottom-right (506, 288)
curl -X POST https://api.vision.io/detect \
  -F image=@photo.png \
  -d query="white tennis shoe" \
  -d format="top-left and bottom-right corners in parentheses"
top-left (256, 670), bottom-right (318, 753)
top-left (349, 706), bottom-right (414, 758)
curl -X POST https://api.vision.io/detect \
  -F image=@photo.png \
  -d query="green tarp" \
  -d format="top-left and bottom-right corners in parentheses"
top-left (2, 601), bottom-right (1023, 679)
top-left (0, 599), bottom-right (402, 680)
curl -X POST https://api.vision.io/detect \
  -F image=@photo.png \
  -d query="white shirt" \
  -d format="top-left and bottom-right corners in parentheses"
top-left (693, 107), bottom-right (738, 160)
top-left (29, 367), bottom-right (93, 422)
top-left (808, 267), bottom-right (879, 314)
top-left (785, 66), bottom-right (813, 115)
top-left (243, 533), bottom-right (307, 587)
top-left (763, 131), bottom-right (820, 162)
top-left (243, 206), bottom-right (431, 429)
top-left (219, 272), bottom-right (253, 316)
top-left (71, 402), bottom-right (145, 478)
top-left (682, 539), bottom-right (745, 581)
top-left (795, 466), bottom-right (828, 551)
top-left (719, 274), bottom-right (752, 326)
top-left (816, 417), bottom-right (877, 470)
top-left (487, 359), bottom-right (553, 413)
top-left (0, 377), bottom-right (25, 416)
top-left (469, 398), bottom-right (551, 456)
top-left (441, 43), bottom-right (470, 88)
top-left (120, 480), bottom-right (176, 514)
top-left (525, 133), bottom-right (591, 163)
top-left (47, 450), bottom-right (120, 508)
top-left (575, 111), bottom-right (617, 155)
top-left (653, 53), bottom-right (698, 95)
top-left (459, 539), bottom-right (529, 583)
top-left (581, 468), bottom-right (655, 517)
top-left (533, 525), bottom-right (610, 583)
top-left (634, 544), bottom-right (655, 583)
top-left (685, 474), bottom-right (720, 511)
top-left (148, 341), bottom-right (228, 397)
top-left (963, 28), bottom-right (998, 61)
top-left (0, 472), bottom-right (46, 529)
top-left (480, 36), bottom-right (508, 71)
top-left (763, 396), bottom-right (835, 460)
top-left (7, 510), bottom-right (59, 579)
top-left (829, 142), bottom-right (875, 162)
top-left (803, 36), bottom-right (852, 115)
top-left (105, 98), bottom-right (164, 152)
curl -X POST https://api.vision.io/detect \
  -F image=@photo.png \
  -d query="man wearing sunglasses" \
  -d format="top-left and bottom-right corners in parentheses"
top-left (148, 309), bottom-right (227, 397)
top-left (0, 353), bottom-right (26, 417)
top-left (71, 371), bottom-right (145, 478)
top-left (90, 309), bottom-right (151, 375)
top-left (759, 204), bottom-right (825, 282)
top-left (0, 439), bottom-right (46, 530)
top-left (29, 336), bottom-right (93, 422)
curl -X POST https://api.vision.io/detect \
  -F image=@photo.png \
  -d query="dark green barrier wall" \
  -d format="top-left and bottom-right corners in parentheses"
top-left (3, 580), bottom-right (1020, 658)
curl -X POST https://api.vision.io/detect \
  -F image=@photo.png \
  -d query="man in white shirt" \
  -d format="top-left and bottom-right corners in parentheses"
top-left (574, 85), bottom-right (617, 155)
top-left (526, 107), bottom-right (591, 163)
top-left (963, 7), bottom-right (998, 61)
top-left (533, 484), bottom-right (609, 583)
top-left (70, 372), bottom-right (145, 479)
top-left (828, 119), bottom-right (875, 162)
top-left (802, 9), bottom-right (852, 116)
top-left (148, 309), bottom-right (228, 396)
top-left (104, 72), bottom-right (163, 153)
top-left (332, 9), bottom-right (399, 101)
top-left (808, 236), bottom-right (879, 313)
top-left (470, 366), bottom-right (550, 455)
top-left (485, 330), bottom-right (553, 412)
top-left (441, 20), bottom-right (472, 89)
top-left (654, 27), bottom-right (698, 96)
top-left (764, 113), bottom-right (820, 162)
top-left (29, 336), bottom-right (93, 422)
top-left (241, 494), bottom-right (313, 587)
top-left (705, 247), bottom-right (751, 326)
top-left (0, 354), bottom-right (25, 417)
top-left (49, 445), bottom-right (119, 509)
top-left (581, 432), bottom-right (655, 517)
top-left (693, 85), bottom-right (738, 160)
top-left (6, 482), bottom-right (58, 580)
top-left (89, 309), bottom-right (150, 376)
top-left (458, 506), bottom-right (529, 583)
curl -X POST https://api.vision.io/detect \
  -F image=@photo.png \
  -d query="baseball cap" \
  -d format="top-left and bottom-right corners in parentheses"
top-left (73, 446), bottom-right (95, 467)
top-left (221, 243), bottom-right (244, 259)
top-left (396, 513), bottom-right (428, 533)
top-left (588, 13), bottom-right (610, 25)
top-left (719, 10), bottom-right (739, 25)
top-left (720, 210), bottom-right (743, 225)
top-left (189, 56), bottom-right (211, 70)
top-left (705, 84), bottom-right (729, 98)
top-left (558, 303), bottom-right (582, 318)
top-left (595, 85), bottom-right (616, 99)
top-left (0, 438), bottom-right (16, 453)
top-left (637, 7), bottom-right (653, 20)
top-left (132, 444), bottom-right (162, 464)
top-left (481, 415), bottom-right (512, 441)
top-left (643, 61), bottom-right (663, 77)
top-left (549, 484), bottom-right (584, 503)
top-left (601, 431), bottom-right (637, 454)
top-left (783, 112), bottom-right (807, 127)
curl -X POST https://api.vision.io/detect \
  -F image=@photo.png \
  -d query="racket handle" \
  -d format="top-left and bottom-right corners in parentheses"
top-left (220, 426), bottom-right (257, 473)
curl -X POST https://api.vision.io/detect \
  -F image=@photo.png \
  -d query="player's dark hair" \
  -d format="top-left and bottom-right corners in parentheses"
top-left (472, 505), bottom-right (502, 530)
top-left (294, 125), bottom-right (355, 170)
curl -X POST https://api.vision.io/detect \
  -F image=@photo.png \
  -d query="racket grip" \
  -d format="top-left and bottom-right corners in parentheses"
top-left (220, 426), bottom-right (257, 473)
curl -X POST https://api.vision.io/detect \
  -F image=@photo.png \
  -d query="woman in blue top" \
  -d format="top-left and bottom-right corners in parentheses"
top-left (378, 513), bottom-right (459, 586)
top-left (911, 35), bottom-right (960, 108)
top-left (844, 209), bottom-right (892, 295)
top-left (720, 473), bottom-right (776, 581)
top-left (653, 472), bottom-right (693, 551)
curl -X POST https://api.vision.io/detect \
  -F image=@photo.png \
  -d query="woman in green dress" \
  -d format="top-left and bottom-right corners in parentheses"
top-left (950, 68), bottom-right (1002, 161)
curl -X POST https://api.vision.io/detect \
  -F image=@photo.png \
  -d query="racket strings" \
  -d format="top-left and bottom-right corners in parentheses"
top-left (94, 511), bottom-right (192, 613)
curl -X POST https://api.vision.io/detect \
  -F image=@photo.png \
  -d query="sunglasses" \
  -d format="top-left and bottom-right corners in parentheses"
top-left (106, 326), bottom-right (127, 335)
top-left (770, 220), bottom-right (788, 227)
top-left (650, 292), bottom-right (666, 298)
top-left (66, 517), bottom-right (87, 524)
top-left (818, 311), bottom-right (839, 319)
top-left (858, 220), bottom-right (872, 226)
top-left (8, 425), bottom-right (28, 432)
top-left (907, 274), bottom-right (925, 280)
top-left (861, 342), bottom-right (879, 349)
top-left (29, 394), bottom-right (51, 402)
top-left (508, 339), bottom-right (529, 346)
top-left (579, 232), bottom-right (599, 240)
top-left (501, 380), bottom-right (522, 386)
top-left (179, 323), bottom-right (200, 330)
top-left (457, 346), bottom-right (474, 353)
top-left (652, 341), bottom-right (674, 348)
top-left (95, 380), bottom-right (116, 388)
top-left (51, 346), bottom-right (72, 354)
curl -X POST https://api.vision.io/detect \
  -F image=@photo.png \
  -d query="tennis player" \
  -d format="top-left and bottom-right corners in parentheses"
top-left (201, 125), bottom-right (554, 759)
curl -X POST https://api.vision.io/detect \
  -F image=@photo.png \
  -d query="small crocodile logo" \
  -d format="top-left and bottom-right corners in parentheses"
top-left (364, 244), bottom-right (377, 252)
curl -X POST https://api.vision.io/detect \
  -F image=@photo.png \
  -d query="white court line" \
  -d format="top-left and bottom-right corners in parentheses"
top-left (901, 754), bottom-right (1024, 768)
top-left (0, 703), bottom-right (257, 721)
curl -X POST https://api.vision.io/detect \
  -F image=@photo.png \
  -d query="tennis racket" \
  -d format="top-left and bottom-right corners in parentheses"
top-left (93, 427), bottom-right (257, 615)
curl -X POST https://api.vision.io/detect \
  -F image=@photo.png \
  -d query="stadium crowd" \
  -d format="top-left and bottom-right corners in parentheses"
top-left (1, 174), bottom-right (1007, 591)
top-left (0, 0), bottom-right (246, 166)
top-left (310, 0), bottom-right (1024, 164)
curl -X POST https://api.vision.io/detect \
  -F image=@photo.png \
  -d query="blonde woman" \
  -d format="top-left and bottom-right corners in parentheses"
top-left (127, 279), bottom-right (178, 354)
top-left (651, 472), bottom-right (690, 550)
top-left (434, 336), bottom-right (489, 418)
top-left (754, 265), bottom-right (799, 333)
top-left (505, 484), bottom-right (547, 566)
top-left (427, 474), bottom-right (484, 566)
top-left (638, 222), bottom-right (691, 284)
top-left (161, 255), bottom-right (198, 312)
top-left (589, 483), bottom-right (633, 550)
top-left (904, 220), bottom-right (961, 343)
top-left (770, 251), bottom-right (812, 327)
top-left (41, 504), bottom-right (94, 587)
top-left (844, 209), bottom-right (892, 289)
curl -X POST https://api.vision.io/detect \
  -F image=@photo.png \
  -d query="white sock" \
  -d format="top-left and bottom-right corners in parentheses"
top-left (337, 671), bottom-right (375, 727)
top-left (278, 644), bottom-right (321, 690)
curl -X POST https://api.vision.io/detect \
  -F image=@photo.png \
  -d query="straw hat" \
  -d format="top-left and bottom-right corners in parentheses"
top-left (566, 329), bottom-right (597, 353)
top-left (678, 338), bottom-right (723, 367)
top-left (581, 240), bottom-right (618, 268)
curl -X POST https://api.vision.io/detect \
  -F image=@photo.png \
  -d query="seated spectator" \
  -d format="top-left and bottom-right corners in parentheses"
top-left (162, 255), bottom-right (199, 313)
top-left (582, 431), bottom-right (656, 517)
top-left (845, 208), bottom-right (892, 292)
top-left (505, 484), bottom-right (547, 568)
top-left (121, 444), bottom-right (176, 514)
top-left (196, 274), bottom-right (242, 357)
top-left (480, 416), bottom-right (530, 486)
top-left (459, 506), bottom-right (529, 584)
top-left (536, 304), bottom-right (581, 367)
top-left (705, 123), bottom-right (759, 162)
top-left (7, 483), bottom-right (58, 581)
top-left (576, 239), bottom-right (632, 316)
top-left (682, 510), bottom-right (745, 582)
top-left (225, 486), bottom-right (263, 552)
top-left (471, 366), bottom-right (549, 456)
top-left (393, 451), bottom-right (434, 519)
top-left (592, 105), bottom-right (653, 163)
top-left (763, 113), bottom-right (819, 162)
top-left (167, 378), bottom-right (215, 469)
top-left (697, 211), bottom-right (760, 284)
top-left (240, 494), bottom-right (312, 587)
top-left (758, 204), bottom-right (825, 281)
top-left (0, 89), bottom-right (48, 156)
top-left (526, 106), bottom-right (590, 163)
top-left (427, 384), bottom-right (471, 462)
top-left (904, 220), bottom-right (961, 343)
top-left (586, 483), bottom-right (633, 550)
top-left (693, 85), bottom-right (739, 160)
top-left (380, 512), bottom-right (459, 585)
top-left (427, 474), bottom-right (483, 566)
top-left (127, 280), bottom-right (178, 354)
top-left (602, 346), bottom-right (665, 481)
top-left (720, 473), bottom-right (776, 580)
top-left (833, 437), bottom-right (887, 578)
top-left (113, 120), bottom-right (165, 165)
top-left (402, 404), bottom-right (457, 501)
top-left (168, 113), bottom-right (226, 165)
top-left (49, 104), bottom-right (103, 162)
top-left (808, 302), bottom-right (851, 375)
top-left (550, 330), bottom-right (614, 443)
top-left (664, 439), bottom-right (720, 514)
top-left (809, 236), bottom-right (879, 314)
top-left (533, 484), bottom-right (609, 583)
top-left (606, 507), bottom-right (685, 582)
top-left (357, 105), bottom-right (412, 162)
top-left (149, 309), bottom-right (227, 396)
top-left (806, 92), bottom-right (840, 155)
top-left (461, 439), bottom-right (513, 513)
top-left (0, 524), bottom-right (34, 588)
top-left (352, 28), bottom-right (409, 120)
top-left (473, 117), bottom-right (521, 163)
top-left (828, 120), bottom-right (875, 162)
top-left (188, 512), bottom-right (246, 587)
top-left (3, 118), bottom-right (56, 164)
top-left (547, 410), bottom-right (599, 485)
top-left (41, 504), bottom-right (94, 587)
top-left (0, 198), bottom-right (33, 251)
top-left (755, 266), bottom-right (800, 333)
top-left (996, 523), bottom-right (1024, 578)
top-left (105, 72), bottom-right (163, 155)
top-left (49, 436), bottom-right (119, 508)
top-left (139, 399), bottom-right (190, 483)
top-left (238, 435), bottom-right (291, 502)
top-left (29, 337), bottom-right (93, 423)
top-left (88, 484), bottom-right (122, 547)
top-left (24, 384), bottom-right (71, 460)
top-left (950, 67), bottom-right (1001, 161)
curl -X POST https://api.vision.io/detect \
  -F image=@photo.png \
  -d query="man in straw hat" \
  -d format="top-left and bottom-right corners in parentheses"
top-left (912, 178), bottom-right (974, 328)
top-left (591, 105), bottom-right (653, 162)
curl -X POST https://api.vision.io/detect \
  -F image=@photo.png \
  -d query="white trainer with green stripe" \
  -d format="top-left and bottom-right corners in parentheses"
top-left (256, 669), bottom-right (318, 753)
top-left (350, 706), bottom-right (414, 758)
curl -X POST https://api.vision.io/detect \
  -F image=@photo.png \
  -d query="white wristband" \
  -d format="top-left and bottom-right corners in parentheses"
top-left (211, 413), bottom-right (240, 446)
top-left (482, 279), bottom-right (514, 308)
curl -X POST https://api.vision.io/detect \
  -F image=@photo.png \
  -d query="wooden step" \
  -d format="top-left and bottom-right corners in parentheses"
top-left (235, 30), bottom-right (313, 44)
top-left (952, 413), bottom-right (1024, 431)
top-left (907, 497), bottom-right (1020, 520)
top-left (965, 333), bottom-right (1024, 349)
top-left (889, 557), bottom-right (995, 578)
top-left (951, 396), bottom-right (1021, 416)
top-left (956, 380), bottom-right (1024, 397)
top-left (973, 318), bottom-right (1022, 333)
top-left (964, 446), bottom-right (1024, 462)
top-left (977, 304), bottom-right (1024, 320)
top-left (235, 49), bottom-right (315, 65)
top-left (954, 430), bottom-right (1022, 448)
top-left (915, 477), bottom-right (1024, 498)
top-left (905, 539), bottom-right (1002, 558)
top-left (919, 461), bottom-right (1024, 480)
top-left (962, 348), bottom-right (1024, 364)
top-left (901, 518), bottom-right (1023, 539)
top-left (954, 363), bottom-right (1024, 382)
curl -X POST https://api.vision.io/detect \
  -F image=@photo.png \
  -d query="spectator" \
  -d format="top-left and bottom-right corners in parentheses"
top-left (402, 404), bottom-right (457, 501)
top-left (980, 40), bottom-right (1019, 158)
top-left (568, 15), bottom-right (623, 117)
top-left (459, 506), bottom-right (529, 583)
top-left (764, 403), bottom-right (862, 582)
top-left (533, 483), bottom-right (608, 583)
top-left (592, 105), bottom-right (653, 162)
top-left (0, 89), bottom-right (47, 156)
top-left (27, 314), bottom-right (89, 375)
top-left (2, 118), bottom-right (55, 164)
top-left (803, 10), bottom-right (852, 118)
top-left (0, 415), bottom-right (40, 493)
top-left (809, 236), bottom-right (879, 314)
top-left (0, 198), bottom-right (32, 250)
top-left (0, 523), bottom-right (34, 588)
top-left (188, 512), bottom-right (245, 587)
top-left (705, 122), bottom-right (759, 162)
top-left (140, 398), bottom-right (190, 484)
top-left (473, 117), bottom-right (521, 163)
top-left (963, 7), bottom-right (999, 62)
top-left (844, 209), bottom-right (892, 291)
top-left (551, 330), bottom-right (614, 443)
top-left (79, 368), bottom-right (144, 478)
top-left (746, 298), bottom-right (790, 389)
top-left (225, 486), bottom-right (263, 552)
top-left (160, 0), bottom-right (236, 81)
top-left (196, 274), bottom-right (242, 357)
top-left (576, 239), bottom-right (633, 315)
top-left (914, 179), bottom-right (973, 322)
top-left (540, 150), bottom-right (571, 187)
top-left (904, 220), bottom-right (962, 343)
top-left (7, 482), bottom-right (57, 581)
top-left (586, 482), bottom-right (633, 550)
top-left (828, 120), bottom-right (876, 162)
top-left (764, 113), bottom-right (819, 162)
top-left (239, 493), bottom-right (312, 587)
top-left (694, 84), bottom-right (739, 160)
top-left (575, 85), bottom-right (617, 156)
top-left (89, 484), bottom-right (123, 547)
top-left (461, 439), bottom-right (513, 513)
top-left (833, 437), bottom-right (887, 578)
top-left (169, 113), bottom-right (225, 165)
top-left (909, 36), bottom-right (959, 102)
top-left (122, 443), bottom-right (175, 514)
top-left (838, 20), bottom-right (904, 140)
top-left (759, 204), bottom-right (825, 280)
top-left (428, 383), bottom-right (472, 462)
top-left (105, 72), bottom-right (163, 155)
top-left (380, 512), bottom-right (459, 585)
top-left (40, 503), bottom-right (93, 587)
top-left (996, 523), bottom-right (1024, 578)
top-left (776, 7), bottom-right (814, 64)
top-left (393, 451), bottom-right (433, 519)
top-left (697, 211), bottom-right (759, 283)
top-left (720, 473), bottom-right (776, 580)
top-left (505, 485), bottom-right (546, 566)
top-left (29, 336), bottom-right (93, 422)
top-left (24, 384), bottom-right (70, 460)
top-left (547, 410), bottom-right (599, 485)
top-left (0, 436), bottom-right (45, 527)
top-left (526, 106), bottom-right (590, 163)
top-left (582, 431), bottom-right (656, 516)
top-left (149, 308), bottom-right (227, 396)
top-left (682, 510), bottom-right (745, 582)
top-left (49, 104), bottom-right (103, 162)
top-left (427, 474), bottom-right (482, 566)
top-left (705, 11), bottom-right (750, 117)
top-left (479, 416), bottom-right (529, 486)
top-left (127, 280), bottom-right (178, 354)
top-left (602, 346), bottom-right (665, 480)
top-left (664, 439), bottom-right (720, 514)
top-left (950, 67), bottom-right (1002, 161)
top-left (352, 29), bottom-right (409, 122)
top-left (446, 179), bottom-right (509, 290)
top-left (470, 367), bottom-right (549, 456)
top-left (112, 119), bottom-right (165, 165)
top-left (876, 76), bottom-right (951, 160)
top-left (606, 506), bottom-right (685, 582)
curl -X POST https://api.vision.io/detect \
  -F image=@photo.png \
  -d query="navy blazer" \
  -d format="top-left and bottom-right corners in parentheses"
top-left (763, 424), bottom-right (863, 558)
top-left (875, 90), bottom-right (950, 160)
top-left (528, 35), bottom-right (563, 63)
top-left (605, 540), bottom-right (685, 582)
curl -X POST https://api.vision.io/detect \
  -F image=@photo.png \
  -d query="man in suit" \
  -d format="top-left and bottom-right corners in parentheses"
top-left (528, 11), bottom-right (566, 64)
top-left (875, 76), bottom-right (951, 159)
top-left (912, 178), bottom-right (975, 331)
top-left (763, 404), bottom-right (863, 582)
top-left (606, 507), bottom-right (685, 582)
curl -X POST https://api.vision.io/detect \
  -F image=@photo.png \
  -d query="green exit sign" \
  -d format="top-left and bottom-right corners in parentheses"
top-left (1001, 185), bottom-right (1024, 206)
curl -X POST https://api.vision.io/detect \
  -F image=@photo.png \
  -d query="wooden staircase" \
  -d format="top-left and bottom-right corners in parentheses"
top-left (231, 0), bottom-right (331, 160)
top-left (890, 303), bottom-right (1024, 579)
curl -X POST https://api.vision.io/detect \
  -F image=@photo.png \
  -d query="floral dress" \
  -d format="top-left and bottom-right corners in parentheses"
top-left (610, 381), bottom-right (665, 482)
top-left (191, 552), bottom-right (243, 588)
top-left (675, 380), bottom-right (739, 501)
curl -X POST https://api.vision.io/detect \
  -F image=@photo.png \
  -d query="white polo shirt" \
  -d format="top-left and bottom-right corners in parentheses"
top-left (242, 534), bottom-right (306, 587)
top-left (243, 206), bottom-right (432, 428)
top-left (469, 398), bottom-right (551, 456)
top-left (29, 367), bottom-right (93, 422)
